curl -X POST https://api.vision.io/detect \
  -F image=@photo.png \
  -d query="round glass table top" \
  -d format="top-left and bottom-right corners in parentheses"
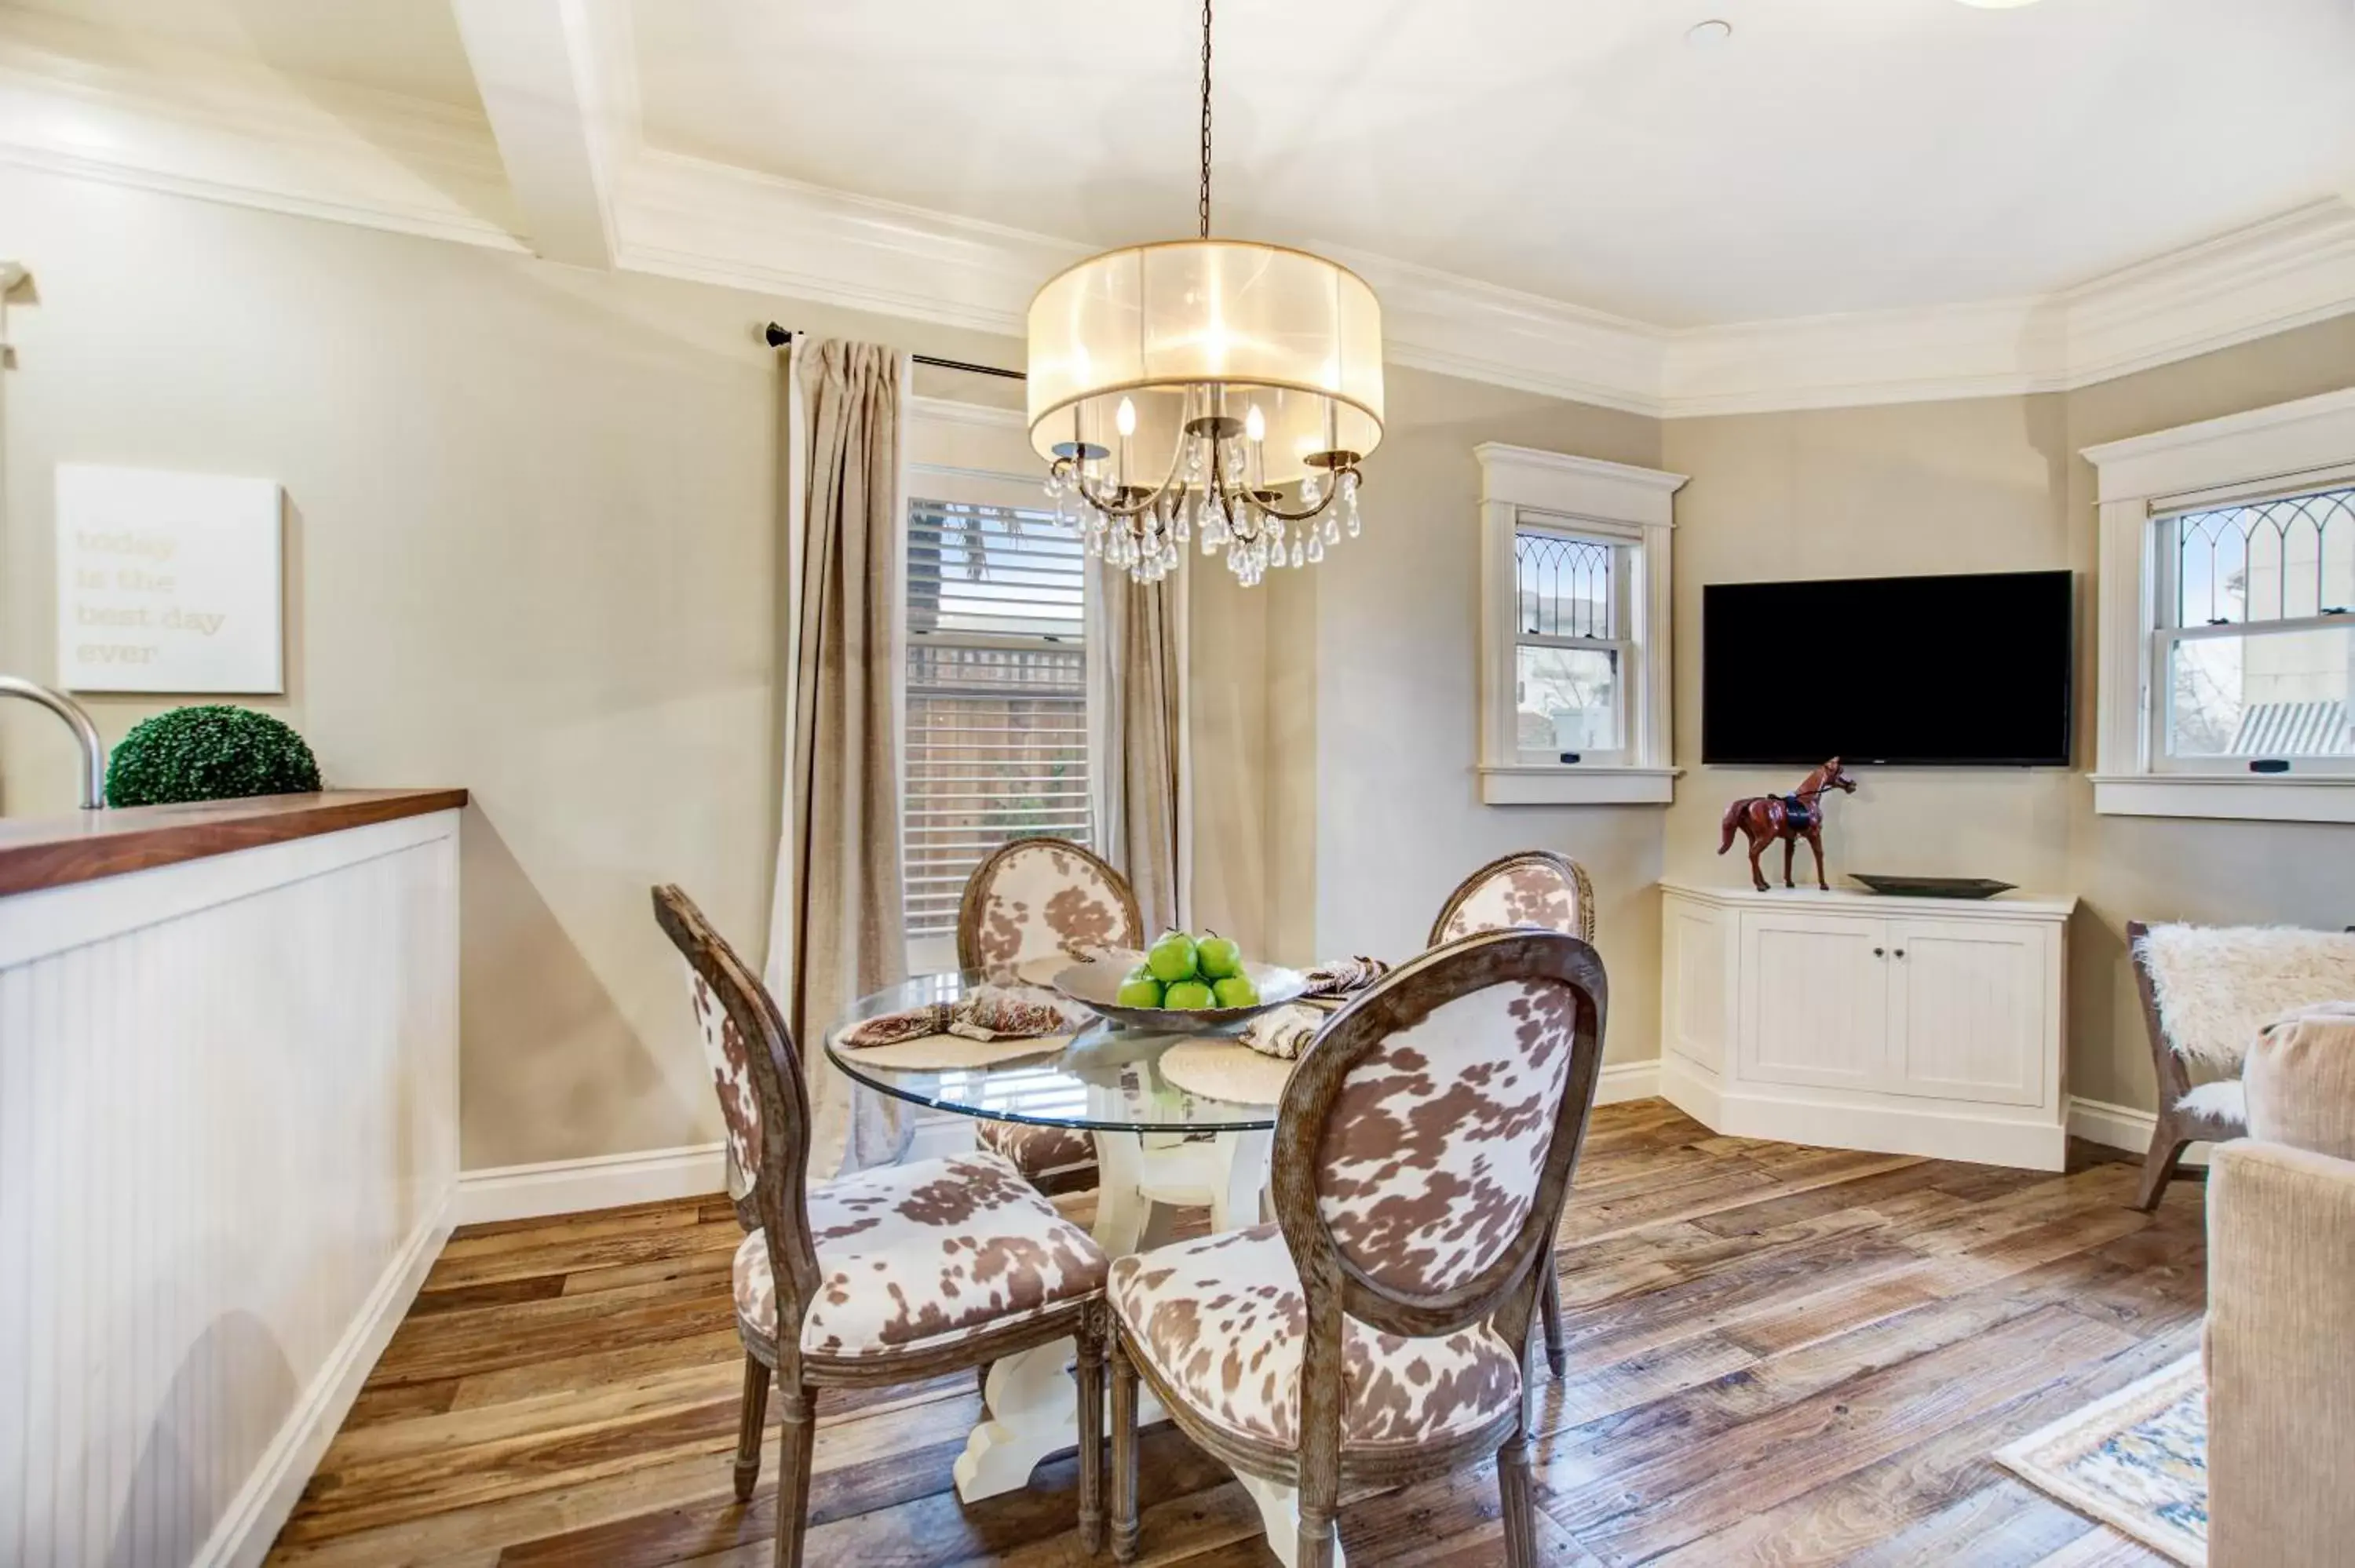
top-left (823, 972), bottom-right (1280, 1134)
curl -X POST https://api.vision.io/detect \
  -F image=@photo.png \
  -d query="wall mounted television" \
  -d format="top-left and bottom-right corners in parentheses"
top-left (1702, 569), bottom-right (2074, 767)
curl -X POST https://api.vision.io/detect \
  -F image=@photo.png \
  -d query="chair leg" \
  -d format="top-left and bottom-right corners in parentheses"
top-left (1110, 1333), bottom-right (1141, 1564)
top-left (733, 1351), bottom-right (771, 1502)
top-left (1297, 1500), bottom-right (1338, 1568)
top-left (2134, 1114), bottom-right (2193, 1212)
top-left (1540, 1256), bottom-right (1567, 1380)
top-left (1075, 1307), bottom-right (1106, 1556)
top-left (1499, 1428), bottom-right (1538, 1568)
top-left (771, 1382), bottom-right (816, 1568)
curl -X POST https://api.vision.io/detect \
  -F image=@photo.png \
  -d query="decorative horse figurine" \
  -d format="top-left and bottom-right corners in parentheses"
top-left (1718, 757), bottom-right (1857, 892)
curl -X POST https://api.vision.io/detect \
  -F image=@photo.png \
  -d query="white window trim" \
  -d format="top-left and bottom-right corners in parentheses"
top-left (2083, 385), bottom-right (2355, 825)
top-left (1475, 443), bottom-right (1686, 806)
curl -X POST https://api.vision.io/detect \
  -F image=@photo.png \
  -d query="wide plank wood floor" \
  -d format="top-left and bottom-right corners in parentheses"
top-left (267, 1102), bottom-right (2202, 1566)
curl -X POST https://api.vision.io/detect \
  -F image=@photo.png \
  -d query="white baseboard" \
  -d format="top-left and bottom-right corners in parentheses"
top-left (195, 1187), bottom-right (455, 1568)
top-left (1597, 1058), bottom-right (1660, 1106)
top-left (2066, 1095), bottom-right (2211, 1167)
top-left (1656, 1058), bottom-right (2067, 1171)
top-left (454, 1142), bottom-right (728, 1226)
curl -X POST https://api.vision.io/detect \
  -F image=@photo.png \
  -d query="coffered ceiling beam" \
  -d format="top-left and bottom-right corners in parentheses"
top-left (449, 0), bottom-right (628, 268)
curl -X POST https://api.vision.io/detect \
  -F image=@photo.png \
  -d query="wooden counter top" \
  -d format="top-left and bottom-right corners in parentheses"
top-left (0, 789), bottom-right (468, 898)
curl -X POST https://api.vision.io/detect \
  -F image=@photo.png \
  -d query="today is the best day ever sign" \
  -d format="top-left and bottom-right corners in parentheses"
top-left (55, 462), bottom-right (285, 695)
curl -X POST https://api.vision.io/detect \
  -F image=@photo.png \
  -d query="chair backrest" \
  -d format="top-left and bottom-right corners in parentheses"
top-left (956, 837), bottom-right (1145, 981)
top-left (2130, 921), bottom-right (2355, 1078)
top-left (1429, 850), bottom-right (1596, 947)
top-left (652, 885), bottom-right (821, 1335)
top-left (1272, 929), bottom-right (1605, 1463)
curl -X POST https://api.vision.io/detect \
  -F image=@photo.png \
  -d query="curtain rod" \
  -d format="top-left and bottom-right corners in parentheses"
top-left (763, 323), bottom-right (1025, 383)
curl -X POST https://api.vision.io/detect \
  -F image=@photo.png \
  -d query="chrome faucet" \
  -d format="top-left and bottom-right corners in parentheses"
top-left (0, 676), bottom-right (106, 809)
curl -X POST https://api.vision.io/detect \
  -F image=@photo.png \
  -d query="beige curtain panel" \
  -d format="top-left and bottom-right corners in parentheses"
top-left (1090, 568), bottom-right (1185, 937)
top-left (766, 337), bottom-right (911, 1179)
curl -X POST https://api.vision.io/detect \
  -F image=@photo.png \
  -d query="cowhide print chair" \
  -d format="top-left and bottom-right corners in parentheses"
top-left (1105, 928), bottom-right (1608, 1568)
top-left (653, 884), bottom-right (1110, 1567)
top-left (1427, 848), bottom-right (1596, 1380)
top-left (956, 837), bottom-right (1145, 1192)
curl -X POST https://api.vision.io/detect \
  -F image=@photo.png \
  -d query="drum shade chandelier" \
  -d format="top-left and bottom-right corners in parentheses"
top-left (1026, 1), bottom-right (1385, 587)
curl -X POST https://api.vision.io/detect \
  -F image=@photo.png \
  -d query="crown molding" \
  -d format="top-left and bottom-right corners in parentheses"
top-left (0, 9), bottom-right (522, 253)
top-left (0, 13), bottom-right (2348, 421)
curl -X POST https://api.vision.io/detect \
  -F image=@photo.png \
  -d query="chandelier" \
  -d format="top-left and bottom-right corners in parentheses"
top-left (1024, 1), bottom-right (1385, 587)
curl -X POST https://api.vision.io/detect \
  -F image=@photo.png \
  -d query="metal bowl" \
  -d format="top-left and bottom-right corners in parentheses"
top-left (1053, 947), bottom-right (1310, 1035)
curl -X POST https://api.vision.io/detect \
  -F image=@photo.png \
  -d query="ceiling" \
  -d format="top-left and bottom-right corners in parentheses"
top-left (8, 0), bottom-right (2354, 332)
top-left (625, 0), bottom-right (2355, 328)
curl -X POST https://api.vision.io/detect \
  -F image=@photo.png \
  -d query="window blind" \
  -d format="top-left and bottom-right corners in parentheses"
top-left (903, 499), bottom-right (1091, 939)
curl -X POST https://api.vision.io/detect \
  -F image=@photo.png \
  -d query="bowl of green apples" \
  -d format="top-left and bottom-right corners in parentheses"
top-left (1053, 930), bottom-right (1309, 1034)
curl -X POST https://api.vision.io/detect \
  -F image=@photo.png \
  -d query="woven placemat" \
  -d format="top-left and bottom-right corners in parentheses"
top-left (1159, 1039), bottom-right (1294, 1107)
top-left (835, 1032), bottom-right (1075, 1071)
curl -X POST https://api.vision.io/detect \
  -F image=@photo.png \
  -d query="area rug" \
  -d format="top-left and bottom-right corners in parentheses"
top-left (1995, 1353), bottom-right (2207, 1566)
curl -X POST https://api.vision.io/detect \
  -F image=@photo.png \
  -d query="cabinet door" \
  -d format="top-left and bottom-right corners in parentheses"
top-left (1663, 899), bottom-right (1730, 1076)
top-left (1886, 919), bottom-right (2048, 1106)
top-left (1738, 911), bottom-right (1890, 1091)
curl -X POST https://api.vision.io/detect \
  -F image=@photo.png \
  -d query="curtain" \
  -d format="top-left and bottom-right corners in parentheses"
top-left (1089, 564), bottom-right (1188, 938)
top-left (765, 338), bottom-right (911, 1179)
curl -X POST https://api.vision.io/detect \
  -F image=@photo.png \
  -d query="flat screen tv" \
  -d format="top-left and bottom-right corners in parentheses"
top-left (1703, 570), bottom-right (2073, 767)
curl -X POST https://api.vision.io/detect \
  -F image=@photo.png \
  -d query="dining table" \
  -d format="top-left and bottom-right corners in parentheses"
top-left (825, 970), bottom-right (1298, 1504)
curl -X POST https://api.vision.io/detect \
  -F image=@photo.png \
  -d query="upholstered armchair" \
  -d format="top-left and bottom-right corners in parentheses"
top-left (2127, 921), bottom-right (2355, 1209)
top-left (2206, 1002), bottom-right (2355, 1567)
top-left (1104, 928), bottom-right (1608, 1567)
top-left (1429, 848), bottom-right (1596, 1377)
top-left (653, 885), bottom-right (1110, 1567)
top-left (956, 837), bottom-right (1145, 1190)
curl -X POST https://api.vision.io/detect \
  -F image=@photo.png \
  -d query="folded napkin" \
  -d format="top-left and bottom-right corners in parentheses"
top-left (1238, 1003), bottom-right (1324, 1061)
top-left (840, 984), bottom-right (1092, 1050)
top-left (1300, 954), bottom-right (1390, 998)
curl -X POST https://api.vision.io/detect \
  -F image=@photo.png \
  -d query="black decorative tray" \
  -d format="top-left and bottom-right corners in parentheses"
top-left (1849, 874), bottom-right (2017, 900)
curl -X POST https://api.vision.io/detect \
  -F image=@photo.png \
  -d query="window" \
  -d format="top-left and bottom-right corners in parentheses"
top-left (1513, 529), bottom-right (1630, 764)
top-left (900, 497), bottom-right (1091, 946)
top-left (2084, 386), bottom-right (2355, 822)
top-left (1477, 443), bottom-right (1684, 805)
top-left (2152, 487), bottom-right (2353, 768)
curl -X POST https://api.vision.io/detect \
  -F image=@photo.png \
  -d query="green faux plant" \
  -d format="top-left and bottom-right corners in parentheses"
top-left (105, 706), bottom-right (323, 808)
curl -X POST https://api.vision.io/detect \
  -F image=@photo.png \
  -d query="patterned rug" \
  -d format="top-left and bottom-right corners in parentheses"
top-left (1996, 1354), bottom-right (2207, 1566)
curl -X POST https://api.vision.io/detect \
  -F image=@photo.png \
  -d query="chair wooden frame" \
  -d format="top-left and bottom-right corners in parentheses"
top-left (1108, 928), bottom-right (1609, 1568)
top-left (2126, 919), bottom-right (2250, 1212)
top-left (953, 836), bottom-right (1146, 973)
top-left (654, 885), bottom-right (1105, 1567)
top-left (1426, 848), bottom-right (1597, 1380)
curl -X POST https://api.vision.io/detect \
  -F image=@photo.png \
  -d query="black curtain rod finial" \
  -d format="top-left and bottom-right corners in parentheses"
top-left (764, 321), bottom-right (790, 348)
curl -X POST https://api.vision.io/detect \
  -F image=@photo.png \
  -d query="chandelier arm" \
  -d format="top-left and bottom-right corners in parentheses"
top-left (1054, 414), bottom-right (1194, 520)
top-left (1207, 455), bottom-right (1360, 527)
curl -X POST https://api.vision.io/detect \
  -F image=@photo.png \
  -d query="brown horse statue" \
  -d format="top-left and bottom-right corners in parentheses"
top-left (1718, 758), bottom-right (1857, 892)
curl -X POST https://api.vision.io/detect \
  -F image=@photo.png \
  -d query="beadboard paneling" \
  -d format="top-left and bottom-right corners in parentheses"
top-left (0, 809), bottom-right (460, 1567)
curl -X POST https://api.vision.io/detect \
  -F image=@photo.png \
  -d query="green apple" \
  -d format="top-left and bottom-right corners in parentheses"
top-left (1115, 974), bottom-right (1165, 1009)
top-left (1163, 979), bottom-right (1215, 1011)
top-left (1197, 932), bottom-right (1243, 980)
top-left (1146, 931), bottom-right (1199, 984)
top-left (1211, 974), bottom-right (1260, 1009)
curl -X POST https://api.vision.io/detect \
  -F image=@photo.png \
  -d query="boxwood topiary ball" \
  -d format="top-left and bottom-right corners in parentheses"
top-left (106, 706), bottom-right (323, 808)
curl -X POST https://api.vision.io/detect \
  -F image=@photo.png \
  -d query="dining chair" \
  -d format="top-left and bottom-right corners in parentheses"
top-left (653, 884), bottom-right (1110, 1566)
top-left (956, 837), bottom-right (1146, 1192)
top-left (1427, 848), bottom-right (1595, 1379)
top-left (1105, 928), bottom-right (1608, 1567)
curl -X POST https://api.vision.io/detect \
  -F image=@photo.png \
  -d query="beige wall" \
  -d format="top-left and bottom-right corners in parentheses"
top-left (0, 166), bottom-right (1023, 1168)
top-left (9, 163), bottom-right (2346, 1169)
top-left (1661, 317), bottom-right (2355, 1110)
top-left (1278, 366), bottom-right (1670, 1066)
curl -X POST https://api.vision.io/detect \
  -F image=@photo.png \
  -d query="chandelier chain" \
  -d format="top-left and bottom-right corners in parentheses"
top-left (1199, 0), bottom-right (1213, 239)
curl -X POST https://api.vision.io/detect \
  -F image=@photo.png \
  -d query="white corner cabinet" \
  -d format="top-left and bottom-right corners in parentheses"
top-left (1659, 880), bottom-right (2076, 1170)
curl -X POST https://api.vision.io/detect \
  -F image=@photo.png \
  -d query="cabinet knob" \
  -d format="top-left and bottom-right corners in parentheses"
top-left (1894, 950), bottom-right (1907, 959)
top-left (1873, 946), bottom-right (1886, 957)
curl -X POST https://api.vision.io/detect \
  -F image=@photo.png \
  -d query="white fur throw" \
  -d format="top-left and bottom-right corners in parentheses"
top-left (2136, 924), bottom-right (2355, 1074)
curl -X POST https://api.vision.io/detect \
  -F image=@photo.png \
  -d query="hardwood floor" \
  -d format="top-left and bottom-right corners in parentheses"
top-left (266, 1103), bottom-right (2202, 1566)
